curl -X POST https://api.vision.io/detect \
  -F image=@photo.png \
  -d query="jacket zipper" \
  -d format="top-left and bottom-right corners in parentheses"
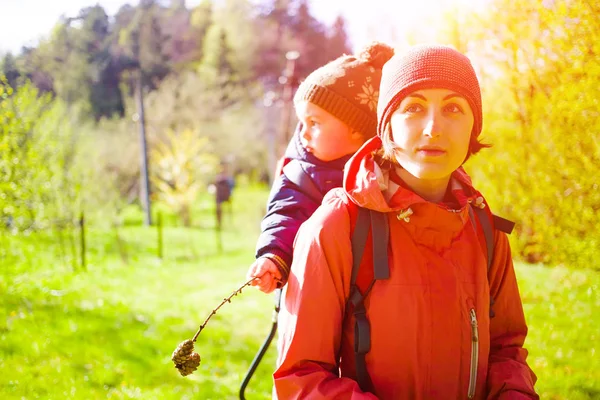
top-left (468, 308), bottom-right (479, 399)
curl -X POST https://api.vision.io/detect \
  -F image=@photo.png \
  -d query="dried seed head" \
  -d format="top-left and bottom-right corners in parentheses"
top-left (172, 339), bottom-right (194, 363)
top-left (172, 340), bottom-right (201, 376)
top-left (177, 352), bottom-right (201, 376)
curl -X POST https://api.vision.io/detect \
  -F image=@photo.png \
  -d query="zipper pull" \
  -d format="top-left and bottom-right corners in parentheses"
top-left (468, 307), bottom-right (480, 399)
top-left (470, 309), bottom-right (479, 343)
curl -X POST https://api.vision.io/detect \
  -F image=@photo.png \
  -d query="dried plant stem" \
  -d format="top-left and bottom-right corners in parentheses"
top-left (192, 277), bottom-right (255, 342)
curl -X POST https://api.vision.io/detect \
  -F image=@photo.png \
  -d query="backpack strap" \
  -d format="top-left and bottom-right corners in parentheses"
top-left (348, 207), bottom-right (389, 393)
top-left (282, 159), bottom-right (323, 203)
top-left (471, 207), bottom-right (494, 271)
top-left (493, 214), bottom-right (515, 234)
top-left (468, 207), bottom-right (515, 318)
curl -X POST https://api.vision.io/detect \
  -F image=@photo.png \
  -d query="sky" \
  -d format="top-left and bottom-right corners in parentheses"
top-left (0, 0), bottom-right (491, 54)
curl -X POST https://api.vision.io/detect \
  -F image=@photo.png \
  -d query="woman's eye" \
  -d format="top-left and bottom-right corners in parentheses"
top-left (403, 104), bottom-right (423, 113)
top-left (444, 103), bottom-right (464, 114)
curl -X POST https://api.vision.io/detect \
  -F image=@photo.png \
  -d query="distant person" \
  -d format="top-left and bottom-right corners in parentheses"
top-left (273, 44), bottom-right (538, 399)
top-left (213, 162), bottom-right (235, 227)
top-left (246, 42), bottom-right (395, 292)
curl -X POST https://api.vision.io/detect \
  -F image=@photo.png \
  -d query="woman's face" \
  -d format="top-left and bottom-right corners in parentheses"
top-left (389, 88), bottom-right (474, 181)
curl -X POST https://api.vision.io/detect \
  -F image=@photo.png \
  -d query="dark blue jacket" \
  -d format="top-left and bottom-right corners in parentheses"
top-left (255, 123), bottom-right (353, 277)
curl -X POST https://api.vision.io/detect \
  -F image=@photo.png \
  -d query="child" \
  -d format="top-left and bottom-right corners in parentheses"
top-left (273, 44), bottom-right (538, 399)
top-left (247, 42), bottom-right (394, 293)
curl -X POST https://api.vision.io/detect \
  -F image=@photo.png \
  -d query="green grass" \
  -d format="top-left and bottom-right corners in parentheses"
top-left (517, 264), bottom-right (600, 399)
top-left (1, 183), bottom-right (598, 399)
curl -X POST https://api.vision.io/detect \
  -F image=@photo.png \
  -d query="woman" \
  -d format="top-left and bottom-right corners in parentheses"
top-left (273, 44), bottom-right (538, 399)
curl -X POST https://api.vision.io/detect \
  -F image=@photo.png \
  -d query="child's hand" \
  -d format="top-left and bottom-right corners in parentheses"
top-left (246, 258), bottom-right (283, 294)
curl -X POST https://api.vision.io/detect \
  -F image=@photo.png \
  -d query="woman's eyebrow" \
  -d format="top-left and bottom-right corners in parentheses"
top-left (443, 93), bottom-right (466, 101)
top-left (404, 93), bottom-right (427, 101)
top-left (404, 92), bottom-right (466, 101)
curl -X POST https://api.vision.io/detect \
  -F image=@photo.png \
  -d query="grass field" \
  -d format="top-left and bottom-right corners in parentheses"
top-left (1, 183), bottom-right (598, 399)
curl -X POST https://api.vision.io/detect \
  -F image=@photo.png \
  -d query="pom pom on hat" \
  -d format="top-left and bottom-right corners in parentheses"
top-left (358, 41), bottom-right (396, 69)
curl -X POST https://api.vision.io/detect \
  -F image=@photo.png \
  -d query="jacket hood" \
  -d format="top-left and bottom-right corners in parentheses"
top-left (343, 136), bottom-right (483, 213)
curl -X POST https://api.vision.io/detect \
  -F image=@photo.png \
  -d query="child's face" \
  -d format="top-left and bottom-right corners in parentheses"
top-left (295, 101), bottom-right (365, 162)
top-left (389, 88), bottom-right (474, 181)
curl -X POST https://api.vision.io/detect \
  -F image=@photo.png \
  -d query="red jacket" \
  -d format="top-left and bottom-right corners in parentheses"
top-left (273, 137), bottom-right (538, 399)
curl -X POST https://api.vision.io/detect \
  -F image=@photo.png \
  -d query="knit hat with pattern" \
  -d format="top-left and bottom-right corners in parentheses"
top-left (377, 44), bottom-right (483, 137)
top-left (294, 42), bottom-right (394, 137)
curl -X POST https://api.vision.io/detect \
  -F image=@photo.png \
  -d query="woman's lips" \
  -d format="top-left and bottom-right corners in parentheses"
top-left (417, 147), bottom-right (446, 157)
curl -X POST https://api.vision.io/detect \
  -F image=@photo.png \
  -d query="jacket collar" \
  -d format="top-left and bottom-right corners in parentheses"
top-left (344, 136), bottom-right (484, 213)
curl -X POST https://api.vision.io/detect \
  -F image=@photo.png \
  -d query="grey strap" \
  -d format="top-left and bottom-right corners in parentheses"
top-left (469, 206), bottom-right (496, 318)
top-left (351, 207), bottom-right (370, 284)
top-left (348, 208), bottom-right (389, 393)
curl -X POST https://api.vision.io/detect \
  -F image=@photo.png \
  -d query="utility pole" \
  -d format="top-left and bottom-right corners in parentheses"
top-left (136, 69), bottom-right (152, 226)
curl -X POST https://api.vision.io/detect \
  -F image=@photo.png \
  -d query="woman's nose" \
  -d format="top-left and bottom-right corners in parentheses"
top-left (423, 110), bottom-right (442, 138)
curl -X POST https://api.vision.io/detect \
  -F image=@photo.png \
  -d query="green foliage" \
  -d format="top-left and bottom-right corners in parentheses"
top-left (189, 0), bottom-right (214, 64)
top-left (0, 79), bottom-right (84, 231)
top-left (150, 129), bottom-right (218, 226)
top-left (0, 53), bottom-right (21, 89)
top-left (9, 0), bottom-right (353, 122)
top-left (118, 0), bottom-right (171, 89)
top-left (438, 0), bottom-right (600, 269)
top-left (142, 71), bottom-right (268, 175)
top-left (198, 23), bottom-right (240, 104)
top-left (75, 116), bottom-right (141, 226)
top-left (211, 0), bottom-right (261, 83)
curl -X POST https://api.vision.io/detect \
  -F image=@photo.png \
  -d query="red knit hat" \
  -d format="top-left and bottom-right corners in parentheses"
top-left (294, 42), bottom-right (394, 137)
top-left (377, 44), bottom-right (482, 137)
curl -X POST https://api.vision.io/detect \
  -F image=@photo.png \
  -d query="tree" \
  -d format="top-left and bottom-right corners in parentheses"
top-left (80, 5), bottom-right (125, 119)
top-left (463, 0), bottom-right (600, 268)
top-left (0, 53), bottom-right (21, 89)
top-left (150, 128), bottom-right (218, 226)
top-left (119, 0), bottom-right (171, 91)
top-left (327, 15), bottom-right (352, 58)
top-left (211, 0), bottom-right (261, 83)
top-left (253, 0), bottom-right (295, 87)
top-left (199, 24), bottom-right (237, 92)
top-left (0, 79), bottom-right (84, 231)
top-left (287, 0), bottom-right (330, 78)
top-left (188, 0), bottom-right (214, 66)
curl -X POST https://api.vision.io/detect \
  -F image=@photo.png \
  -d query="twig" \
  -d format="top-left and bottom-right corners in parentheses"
top-left (191, 277), bottom-right (255, 342)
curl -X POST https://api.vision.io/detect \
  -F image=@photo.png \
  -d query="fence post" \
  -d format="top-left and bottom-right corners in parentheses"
top-left (157, 211), bottom-right (163, 259)
top-left (215, 201), bottom-right (223, 253)
top-left (79, 211), bottom-right (86, 270)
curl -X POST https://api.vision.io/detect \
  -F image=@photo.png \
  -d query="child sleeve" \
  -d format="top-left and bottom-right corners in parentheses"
top-left (254, 170), bottom-right (322, 280)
